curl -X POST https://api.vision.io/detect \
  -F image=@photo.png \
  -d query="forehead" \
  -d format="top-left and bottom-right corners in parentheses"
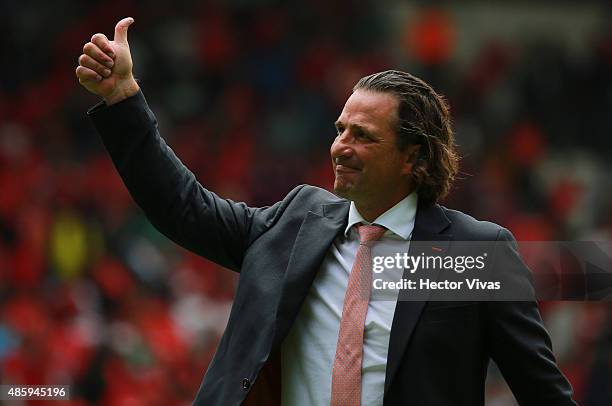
top-left (337, 89), bottom-right (399, 132)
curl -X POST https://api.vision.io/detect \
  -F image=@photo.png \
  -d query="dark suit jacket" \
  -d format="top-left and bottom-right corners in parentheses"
top-left (88, 91), bottom-right (578, 406)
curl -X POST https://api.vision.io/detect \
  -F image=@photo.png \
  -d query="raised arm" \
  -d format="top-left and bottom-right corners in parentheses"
top-left (77, 18), bottom-right (291, 271)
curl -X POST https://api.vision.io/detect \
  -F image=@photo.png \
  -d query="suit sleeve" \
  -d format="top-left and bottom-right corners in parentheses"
top-left (87, 90), bottom-right (300, 272)
top-left (485, 228), bottom-right (578, 406)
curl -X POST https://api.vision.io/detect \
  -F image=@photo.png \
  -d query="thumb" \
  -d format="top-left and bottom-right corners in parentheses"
top-left (114, 17), bottom-right (134, 44)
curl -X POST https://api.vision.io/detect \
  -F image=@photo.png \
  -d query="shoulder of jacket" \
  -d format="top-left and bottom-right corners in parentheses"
top-left (287, 184), bottom-right (346, 205)
top-left (439, 206), bottom-right (510, 241)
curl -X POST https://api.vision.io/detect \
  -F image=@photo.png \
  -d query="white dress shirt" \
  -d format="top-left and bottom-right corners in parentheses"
top-left (281, 193), bottom-right (417, 406)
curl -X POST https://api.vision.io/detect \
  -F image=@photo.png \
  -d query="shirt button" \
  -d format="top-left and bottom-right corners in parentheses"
top-left (242, 378), bottom-right (251, 390)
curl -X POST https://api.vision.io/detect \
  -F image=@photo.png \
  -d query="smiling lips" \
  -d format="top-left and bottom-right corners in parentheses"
top-left (335, 164), bottom-right (361, 173)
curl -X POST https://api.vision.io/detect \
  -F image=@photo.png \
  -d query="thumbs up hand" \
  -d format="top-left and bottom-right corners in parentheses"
top-left (76, 17), bottom-right (140, 105)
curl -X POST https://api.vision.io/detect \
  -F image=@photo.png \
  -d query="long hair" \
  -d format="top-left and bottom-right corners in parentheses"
top-left (354, 70), bottom-right (459, 205)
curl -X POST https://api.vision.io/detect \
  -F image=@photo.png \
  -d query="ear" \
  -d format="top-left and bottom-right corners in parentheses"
top-left (400, 144), bottom-right (421, 176)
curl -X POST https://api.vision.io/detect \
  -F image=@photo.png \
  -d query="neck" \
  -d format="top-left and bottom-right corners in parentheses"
top-left (354, 193), bottom-right (410, 223)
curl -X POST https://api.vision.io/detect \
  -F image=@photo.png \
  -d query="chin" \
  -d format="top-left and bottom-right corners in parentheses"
top-left (333, 180), bottom-right (355, 200)
top-left (332, 182), bottom-right (347, 197)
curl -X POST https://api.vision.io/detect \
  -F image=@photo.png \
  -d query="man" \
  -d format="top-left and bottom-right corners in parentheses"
top-left (76, 18), bottom-right (578, 405)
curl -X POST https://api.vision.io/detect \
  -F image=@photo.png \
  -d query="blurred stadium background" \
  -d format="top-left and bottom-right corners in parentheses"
top-left (1, 0), bottom-right (611, 404)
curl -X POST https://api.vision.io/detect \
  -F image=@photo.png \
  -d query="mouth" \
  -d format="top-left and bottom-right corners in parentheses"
top-left (335, 164), bottom-right (361, 173)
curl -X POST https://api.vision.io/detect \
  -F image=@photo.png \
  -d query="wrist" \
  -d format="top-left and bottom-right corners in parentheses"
top-left (104, 78), bottom-right (140, 106)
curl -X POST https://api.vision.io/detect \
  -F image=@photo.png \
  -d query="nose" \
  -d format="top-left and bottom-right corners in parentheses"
top-left (330, 132), bottom-right (354, 161)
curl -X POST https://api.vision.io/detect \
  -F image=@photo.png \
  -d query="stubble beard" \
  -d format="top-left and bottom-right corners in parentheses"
top-left (333, 176), bottom-right (357, 200)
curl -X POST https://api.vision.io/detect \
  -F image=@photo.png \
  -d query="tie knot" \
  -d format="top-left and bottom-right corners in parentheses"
top-left (356, 223), bottom-right (386, 244)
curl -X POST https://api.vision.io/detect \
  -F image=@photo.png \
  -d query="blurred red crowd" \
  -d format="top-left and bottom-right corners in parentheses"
top-left (0, 2), bottom-right (611, 404)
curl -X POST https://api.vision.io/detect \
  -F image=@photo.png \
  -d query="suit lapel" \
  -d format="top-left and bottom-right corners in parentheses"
top-left (271, 199), bottom-right (453, 395)
top-left (384, 203), bottom-right (452, 395)
top-left (273, 201), bottom-right (349, 346)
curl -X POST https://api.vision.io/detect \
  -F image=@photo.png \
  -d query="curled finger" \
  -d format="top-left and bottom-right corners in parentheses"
top-left (91, 33), bottom-right (115, 59)
top-left (79, 54), bottom-right (112, 78)
top-left (83, 42), bottom-right (114, 68)
top-left (75, 65), bottom-right (102, 83)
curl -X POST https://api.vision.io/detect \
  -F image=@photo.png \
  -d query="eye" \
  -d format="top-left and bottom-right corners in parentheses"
top-left (335, 124), bottom-right (344, 135)
top-left (355, 130), bottom-right (371, 140)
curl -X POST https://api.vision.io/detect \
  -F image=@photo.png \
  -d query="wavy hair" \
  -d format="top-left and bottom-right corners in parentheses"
top-left (354, 70), bottom-right (459, 205)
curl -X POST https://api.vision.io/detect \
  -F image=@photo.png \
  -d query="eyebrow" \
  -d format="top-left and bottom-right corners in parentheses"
top-left (334, 121), bottom-right (374, 134)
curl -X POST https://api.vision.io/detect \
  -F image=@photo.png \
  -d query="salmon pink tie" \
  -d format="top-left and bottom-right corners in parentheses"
top-left (330, 223), bottom-right (386, 406)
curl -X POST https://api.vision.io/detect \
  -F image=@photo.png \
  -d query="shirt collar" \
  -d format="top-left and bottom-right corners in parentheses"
top-left (344, 192), bottom-right (418, 240)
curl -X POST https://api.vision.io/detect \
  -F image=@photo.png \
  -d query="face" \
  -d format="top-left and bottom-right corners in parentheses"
top-left (331, 90), bottom-right (419, 217)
